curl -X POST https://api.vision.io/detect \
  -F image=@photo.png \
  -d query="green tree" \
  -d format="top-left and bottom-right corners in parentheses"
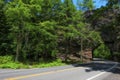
top-left (77, 0), bottom-right (94, 11)
top-left (62, 0), bottom-right (76, 25)
top-left (5, 0), bottom-right (41, 61)
top-left (94, 44), bottom-right (111, 59)
top-left (0, 0), bottom-right (11, 55)
top-left (39, 0), bottom-right (54, 21)
top-left (0, 0), bottom-right (106, 64)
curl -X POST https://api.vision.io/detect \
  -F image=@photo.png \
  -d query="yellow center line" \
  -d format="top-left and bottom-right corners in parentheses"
top-left (5, 67), bottom-right (82, 80)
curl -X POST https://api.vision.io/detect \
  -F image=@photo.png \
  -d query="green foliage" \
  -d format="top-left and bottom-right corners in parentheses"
top-left (77, 0), bottom-right (94, 11)
top-left (107, 0), bottom-right (120, 8)
top-left (94, 44), bottom-right (111, 59)
top-left (0, 58), bottom-right (64, 69)
top-left (0, 56), bottom-right (13, 64)
top-left (0, 62), bottom-right (29, 69)
top-left (29, 21), bottom-right (58, 59)
top-left (0, 0), bottom-right (114, 68)
top-left (5, 0), bottom-right (34, 62)
top-left (88, 31), bottom-right (103, 47)
top-left (0, 55), bottom-right (28, 69)
top-left (0, 0), bottom-right (11, 55)
top-left (33, 59), bottom-right (65, 68)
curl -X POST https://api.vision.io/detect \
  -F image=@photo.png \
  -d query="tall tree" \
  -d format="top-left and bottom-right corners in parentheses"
top-left (77, 0), bottom-right (94, 11)
top-left (0, 0), bottom-right (104, 63)
top-left (5, 0), bottom-right (41, 61)
top-left (39, 0), bottom-right (54, 21)
top-left (62, 0), bottom-right (76, 25)
top-left (0, 0), bottom-right (11, 55)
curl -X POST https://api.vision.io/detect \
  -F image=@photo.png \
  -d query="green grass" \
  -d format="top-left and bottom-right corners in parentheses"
top-left (32, 59), bottom-right (66, 68)
top-left (0, 62), bottom-right (29, 69)
top-left (0, 56), bottom-right (66, 69)
top-left (0, 61), bottom-right (65, 69)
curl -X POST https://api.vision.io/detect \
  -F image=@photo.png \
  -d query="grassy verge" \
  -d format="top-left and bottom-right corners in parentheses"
top-left (32, 59), bottom-right (66, 68)
top-left (0, 60), bottom-right (66, 69)
top-left (0, 62), bottom-right (29, 69)
top-left (0, 56), bottom-right (66, 69)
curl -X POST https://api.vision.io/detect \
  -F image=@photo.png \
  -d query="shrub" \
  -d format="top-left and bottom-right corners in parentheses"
top-left (0, 55), bottom-right (13, 64)
top-left (33, 59), bottom-right (65, 68)
top-left (0, 62), bottom-right (29, 69)
top-left (94, 44), bottom-right (111, 59)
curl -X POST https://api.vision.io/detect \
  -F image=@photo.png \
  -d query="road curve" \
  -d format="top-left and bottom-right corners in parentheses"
top-left (0, 61), bottom-right (119, 80)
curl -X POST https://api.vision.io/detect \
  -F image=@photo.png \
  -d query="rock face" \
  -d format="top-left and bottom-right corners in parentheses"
top-left (85, 7), bottom-right (120, 61)
top-left (57, 48), bottom-right (93, 63)
top-left (82, 49), bottom-right (92, 63)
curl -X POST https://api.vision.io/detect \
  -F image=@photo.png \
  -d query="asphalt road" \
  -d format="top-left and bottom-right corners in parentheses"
top-left (0, 61), bottom-right (119, 80)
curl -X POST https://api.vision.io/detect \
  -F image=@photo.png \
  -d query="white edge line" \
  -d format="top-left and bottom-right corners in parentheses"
top-left (86, 62), bottom-right (118, 80)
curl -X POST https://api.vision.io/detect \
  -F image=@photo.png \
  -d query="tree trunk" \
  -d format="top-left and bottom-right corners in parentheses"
top-left (80, 39), bottom-right (83, 62)
top-left (15, 32), bottom-right (22, 62)
top-left (15, 44), bottom-right (19, 62)
top-left (65, 39), bottom-right (69, 62)
top-left (15, 38), bottom-right (20, 62)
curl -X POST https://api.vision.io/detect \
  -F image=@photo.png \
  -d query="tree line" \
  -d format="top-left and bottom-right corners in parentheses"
top-left (0, 0), bottom-right (119, 63)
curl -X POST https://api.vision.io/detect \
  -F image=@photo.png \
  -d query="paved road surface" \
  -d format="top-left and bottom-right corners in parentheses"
top-left (0, 61), bottom-right (119, 80)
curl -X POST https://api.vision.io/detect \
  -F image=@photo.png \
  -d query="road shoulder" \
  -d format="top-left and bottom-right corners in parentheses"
top-left (102, 63), bottom-right (120, 80)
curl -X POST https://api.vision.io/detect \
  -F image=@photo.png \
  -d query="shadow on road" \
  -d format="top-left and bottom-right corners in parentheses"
top-left (72, 61), bottom-right (120, 75)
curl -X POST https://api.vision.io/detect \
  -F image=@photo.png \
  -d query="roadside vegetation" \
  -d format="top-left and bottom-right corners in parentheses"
top-left (0, 0), bottom-right (120, 69)
top-left (93, 44), bottom-right (111, 59)
top-left (0, 55), bottom-right (65, 69)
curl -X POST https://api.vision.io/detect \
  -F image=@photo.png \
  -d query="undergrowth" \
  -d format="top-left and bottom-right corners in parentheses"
top-left (0, 56), bottom-right (65, 69)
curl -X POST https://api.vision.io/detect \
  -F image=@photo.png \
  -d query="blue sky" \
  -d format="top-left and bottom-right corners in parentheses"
top-left (72, 0), bottom-right (108, 9)
top-left (93, 0), bottom-right (107, 8)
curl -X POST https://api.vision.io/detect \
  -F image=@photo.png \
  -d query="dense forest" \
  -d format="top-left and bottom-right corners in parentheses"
top-left (0, 0), bottom-right (120, 68)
